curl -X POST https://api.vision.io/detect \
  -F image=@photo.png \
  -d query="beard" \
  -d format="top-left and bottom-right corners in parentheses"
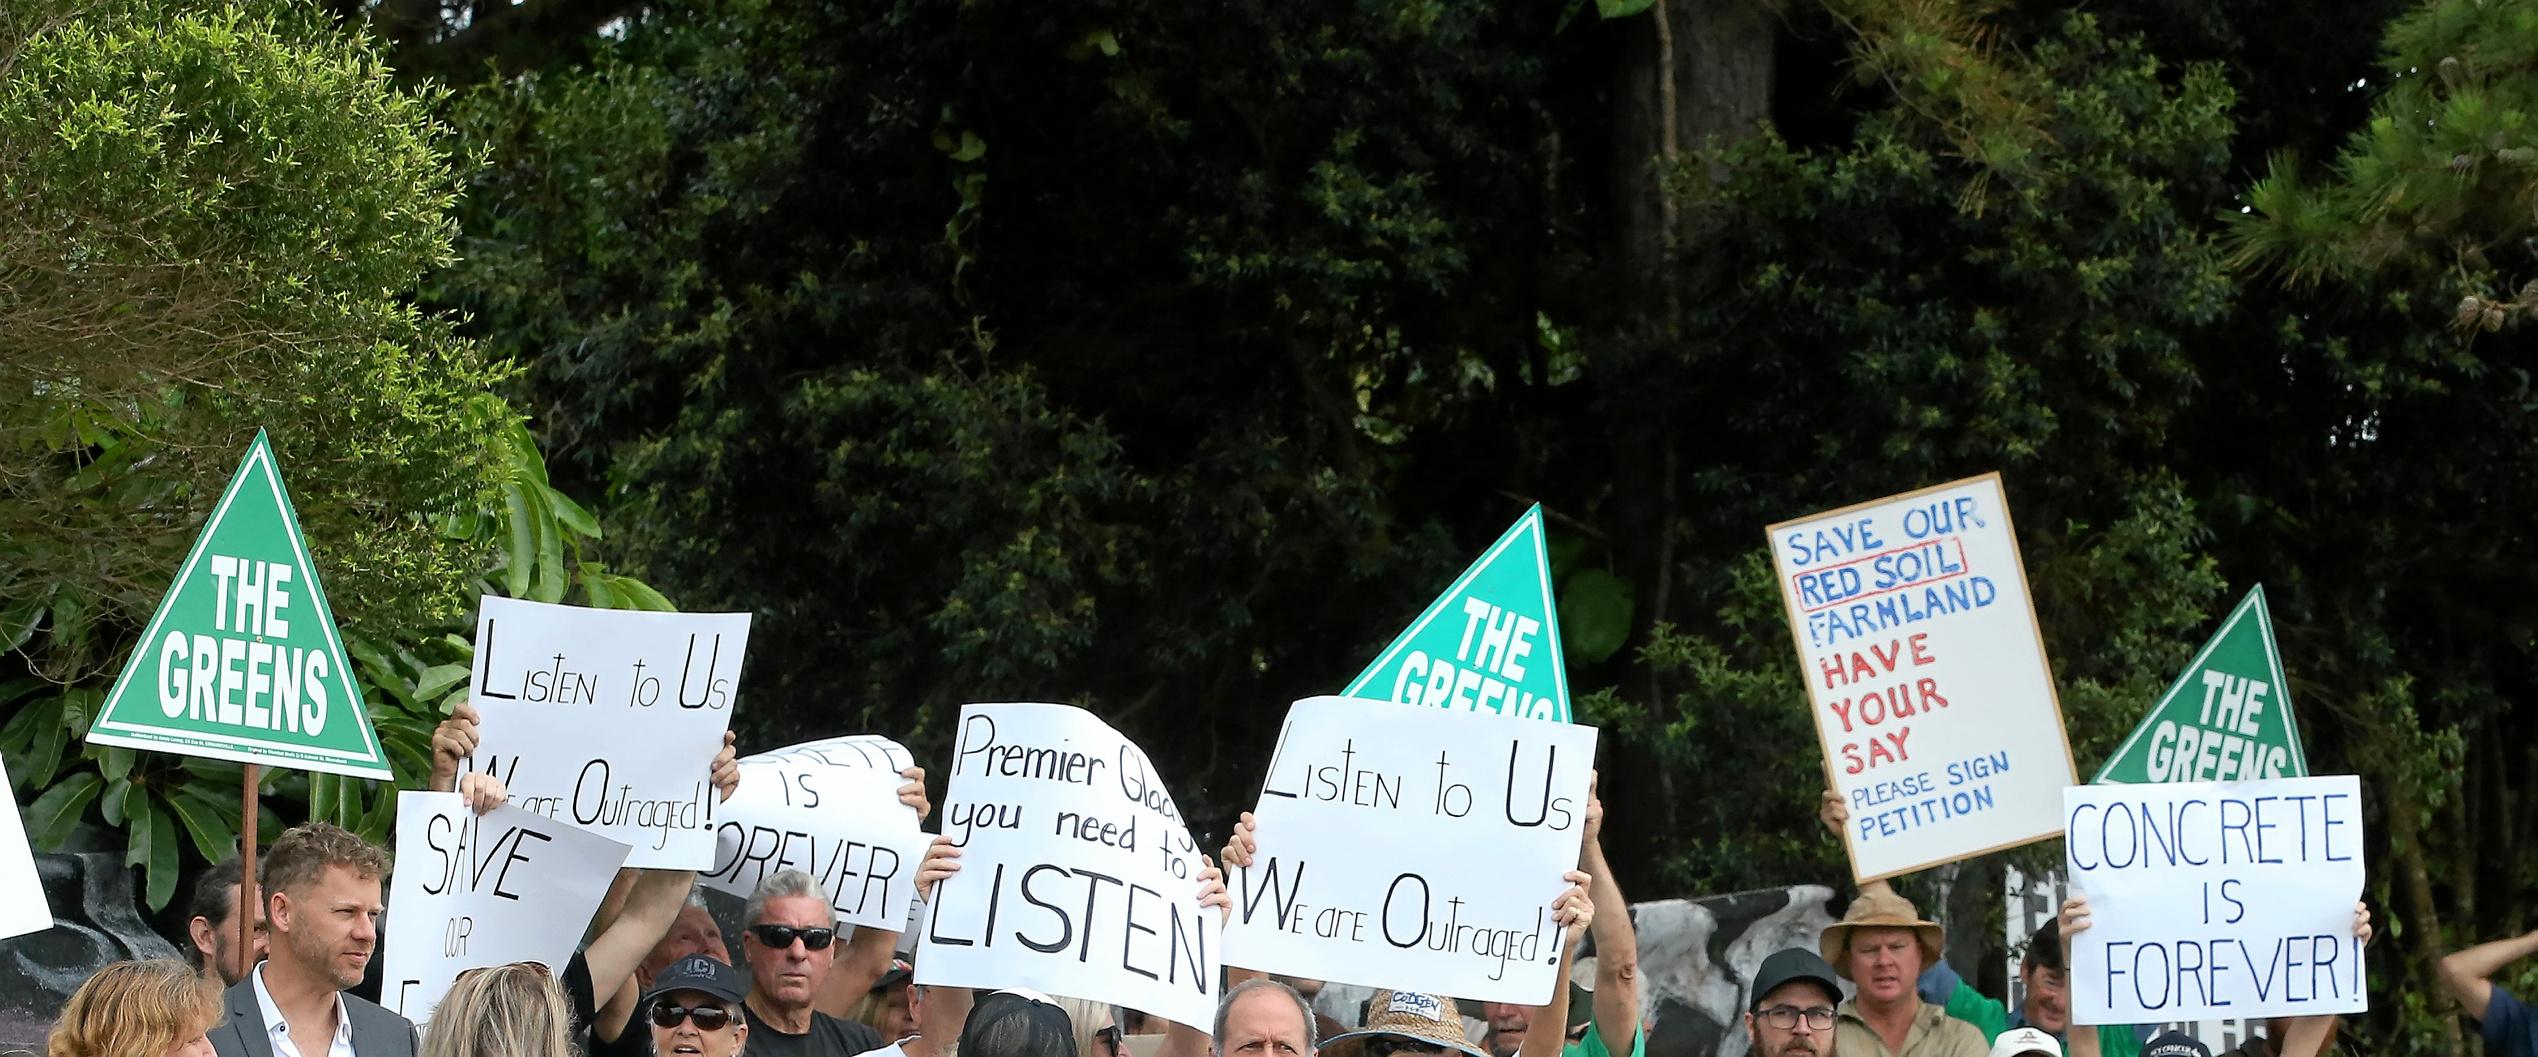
top-left (287, 925), bottom-right (364, 989)
top-left (1749, 1029), bottom-right (1819, 1057)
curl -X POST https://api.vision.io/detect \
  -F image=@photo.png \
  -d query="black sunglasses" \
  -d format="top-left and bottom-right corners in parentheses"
top-left (1096, 1026), bottom-right (1125, 1054)
top-left (652, 1004), bottom-right (737, 1031)
top-left (749, 923), bottom-right (837, 950)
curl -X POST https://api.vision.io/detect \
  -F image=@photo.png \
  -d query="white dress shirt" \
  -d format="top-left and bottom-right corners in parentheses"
top-left (250, 964), bottom-right (358, 1057)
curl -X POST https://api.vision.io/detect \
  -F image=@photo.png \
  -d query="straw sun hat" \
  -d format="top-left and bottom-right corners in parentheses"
top-left (1320, 992), bottom-right (1490, 1057)
top-left (1817, 888), bottom-right (1945, 980)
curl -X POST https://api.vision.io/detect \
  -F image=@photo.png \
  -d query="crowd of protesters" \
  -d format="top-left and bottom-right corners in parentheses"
top-left (30, 704), bottom-right (2534, 1057)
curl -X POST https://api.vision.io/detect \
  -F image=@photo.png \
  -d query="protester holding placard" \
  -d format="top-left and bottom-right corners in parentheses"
top-left (209, 821), bottom-right (417, 1057)
top-left (2056, 896), bottom-right (2371, 1057)
top-left (2436, 927), bottom-right (2538, 1057)
top-left (417, 963), bottom-right (575, 1057)
top-left (1818, 886), bottom-right (1988, 1057)
top-left (425, 702), bottom-right (733, 1049)
top-left (188, 856), bottom-right (268, 987)
top-left (50, 959), bottom-right (222, 1057)
top-left (1743, 948), bottom-right (1842, 1057)
top-left (1819, 791), bottom-right (2145, 1056)
top-left (1478, 775), bottom-right (1642, 1057)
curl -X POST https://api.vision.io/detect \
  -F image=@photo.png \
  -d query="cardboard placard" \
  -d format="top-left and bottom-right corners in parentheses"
top-left (382, 793), bottom-right (632, 1024)
top-left (915, 704), bottom-right (1219, 1032)
top-left (469, 596), bottom-right (748, 868)
top-left (1766, 473), bottom-right (2078, 881)
top-left (1227, 696), bottom-right (1596, 1003)
top-left (703, 734), bottom-right (927, 931)
top-left (2063, 777), bottom-right (2367, 1023)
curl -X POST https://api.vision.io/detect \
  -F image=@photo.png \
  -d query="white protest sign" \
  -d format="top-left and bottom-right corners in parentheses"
top-left (2063, 776), bottom-right (2367, 1024)
top-left (1765, 473), bottom-right (2078, 882)
top-left (0, 753), bottom-right (53, 940)
top-left (1227, 696), bottom-right (1595, 1003)
top-left (703, 734), bottom-right (927, 931)
top-left (916, 703), bottom-right (1219, 1032)
top-left (382, 792), bottom-right (633, 1024)
top-left (469, 596), bottom-right (747, 868)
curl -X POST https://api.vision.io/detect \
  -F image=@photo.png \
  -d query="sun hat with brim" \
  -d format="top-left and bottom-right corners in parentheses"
top-left (1319, 991), bottom-right (1489, 1057)
top-left (1817, 889), bottom-right (1945, 980)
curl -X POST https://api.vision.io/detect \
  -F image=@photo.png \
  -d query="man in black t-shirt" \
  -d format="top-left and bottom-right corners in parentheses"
top-left (742, 869), bottom-right (887, 1057)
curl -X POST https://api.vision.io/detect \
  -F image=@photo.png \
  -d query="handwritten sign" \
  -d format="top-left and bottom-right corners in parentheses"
top-left (0, 752), bottom-right (52, 940)
top-left (703, 735), bottom-right (926, 931)
top-left (2063, 776), bottom-right (2366, 1023)
top-left (1227, 696), bottom-right (1595, 1003)
top-left (915, 703), bottom-right (1219, 1032)
top-left (1765, 473), bottom-right (2077, 882)
top-left (382, 792), bottom-right (632, 1024)
top-left (468, 597), bottom-right (747, 868)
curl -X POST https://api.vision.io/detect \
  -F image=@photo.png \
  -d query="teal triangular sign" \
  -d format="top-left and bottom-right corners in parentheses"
top-left (88, 432), bottom-right (390, 779)
top-left (2094, 584), bottom-right (2306, 784)
top-left (1342, 506), bottom-right (1572, 721)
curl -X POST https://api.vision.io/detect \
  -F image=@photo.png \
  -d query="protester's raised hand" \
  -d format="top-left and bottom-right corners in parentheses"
top-left (2355, 901), bottom-right (2373, 946)
top-left (1552, 870), bottom-right (1593, 930)
top-left (900, 765), bottom-right (932, 820)
top-left (428, 699), bottom-right (482, 791)
top-left (2059, 894), bottom-right (2091, 965)
top-left (1222, 811), bottom-right (1258, 869)
top-left (458, 771), bottom-right (510, 816)
top-left (711, 730), bottom-right (741, 802)
top-left (1196, 855), bottom-right (1232, 925)
top-left (916, 835), bottom-right (962, 902)
top-left (1819, 787), bottom-right (1848, 838)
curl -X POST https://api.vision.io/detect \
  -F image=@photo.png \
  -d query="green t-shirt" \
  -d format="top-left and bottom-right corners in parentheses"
top-left (1561, 1016), bottom-right (1644, 1057)
top-left (1939, 978), bottom-right (2142, 1057)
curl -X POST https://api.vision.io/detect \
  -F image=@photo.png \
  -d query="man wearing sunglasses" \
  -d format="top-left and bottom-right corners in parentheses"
top-left (647, 954), bottom-right (752, 1057)
top-left (742, 869), bottom-right (888, 1057)
top-left (1745, 948), bottom-right (1842, 1057)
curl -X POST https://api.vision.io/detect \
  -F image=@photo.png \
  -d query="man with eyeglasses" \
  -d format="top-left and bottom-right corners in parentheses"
top-left (742, 868), bottom-right (889, 1057)
top-left (647, 954), bottom-right (753, 1057)
top-left (1746, 948), bottom-right (1842, 1057)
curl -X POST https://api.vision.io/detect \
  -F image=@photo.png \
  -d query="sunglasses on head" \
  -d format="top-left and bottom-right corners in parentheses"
top-left (748, 923), bottom-right (836, 950)
top-left (651, 1004), bottom-right (738, 1031)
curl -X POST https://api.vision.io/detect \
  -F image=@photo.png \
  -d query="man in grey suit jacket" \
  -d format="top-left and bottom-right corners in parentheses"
top-left (211, 821), bottom-right (417, 1057)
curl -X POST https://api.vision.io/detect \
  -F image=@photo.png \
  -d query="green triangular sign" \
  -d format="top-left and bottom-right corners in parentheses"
top-left (2095, 584), bottom-right (2307, 784)
top-left (88, 432), bottom-right (389, 779)
top-left (1342, 506), bottom-right (1572, 721)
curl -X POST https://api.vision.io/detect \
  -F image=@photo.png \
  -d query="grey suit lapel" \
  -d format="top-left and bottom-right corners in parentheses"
top-left (221, 977), bottom-right (278, 1057)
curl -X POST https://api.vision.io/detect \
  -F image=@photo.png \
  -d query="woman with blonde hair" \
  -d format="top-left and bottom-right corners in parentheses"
top-left (419, 962), bottom-right (575, 1057)
top-left (48, 959), bottom-right (219, 1057)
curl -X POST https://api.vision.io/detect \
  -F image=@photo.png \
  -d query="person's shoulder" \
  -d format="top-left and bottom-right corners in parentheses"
top-left (812, 1012), bottom-right (887, 1052)
top-left (341, 992), bottom-right (420, 1048)
top-left (1921, 1005), bottom-right (1987, 1055)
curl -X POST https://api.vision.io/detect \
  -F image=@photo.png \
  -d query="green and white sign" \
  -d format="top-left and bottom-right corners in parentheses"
top-left (1342, 505), bottom-right (1571, 721)
top-left (2096, 585), bottom-right (2307, 784)
top-left (87, 432), bottom-right (389, 779)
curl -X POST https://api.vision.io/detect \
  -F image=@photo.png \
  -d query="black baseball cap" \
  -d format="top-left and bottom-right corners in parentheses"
top-left (1749, 948), bottom-right (1843, 1012)
top-left (643, 954), bottom-right (749, 1008)
top-left (2142, 1031), bottom-right (2211, 1057)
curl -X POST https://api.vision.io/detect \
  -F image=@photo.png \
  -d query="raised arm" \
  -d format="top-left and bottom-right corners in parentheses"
top-left (1578, 775), bottom-right (1639, 1056)
top-left (587, 869), bottom-right (697, 997)
top-left (2059, 896), bottom-right (2101, 1057)
top-left (2440, 929), bottom-right (2538, 1021)
top-left (1219, 812), bottom-right (1267, 987)
top-left (1517, 872), bottom-right (1595, 1057)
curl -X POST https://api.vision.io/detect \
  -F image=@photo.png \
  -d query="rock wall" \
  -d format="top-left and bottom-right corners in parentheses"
top-left (0, 853), bottom-right (185, 1050)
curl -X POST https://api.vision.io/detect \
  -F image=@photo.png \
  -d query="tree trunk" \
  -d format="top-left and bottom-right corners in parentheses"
top-left (1608, 0), bottom-right (1775, 313)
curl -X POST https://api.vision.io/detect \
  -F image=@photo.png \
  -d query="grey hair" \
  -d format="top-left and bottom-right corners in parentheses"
top-left (744, 869), bottom-right (836, 928)
top-left (1213, 979), bottom-right (1317, 1055)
